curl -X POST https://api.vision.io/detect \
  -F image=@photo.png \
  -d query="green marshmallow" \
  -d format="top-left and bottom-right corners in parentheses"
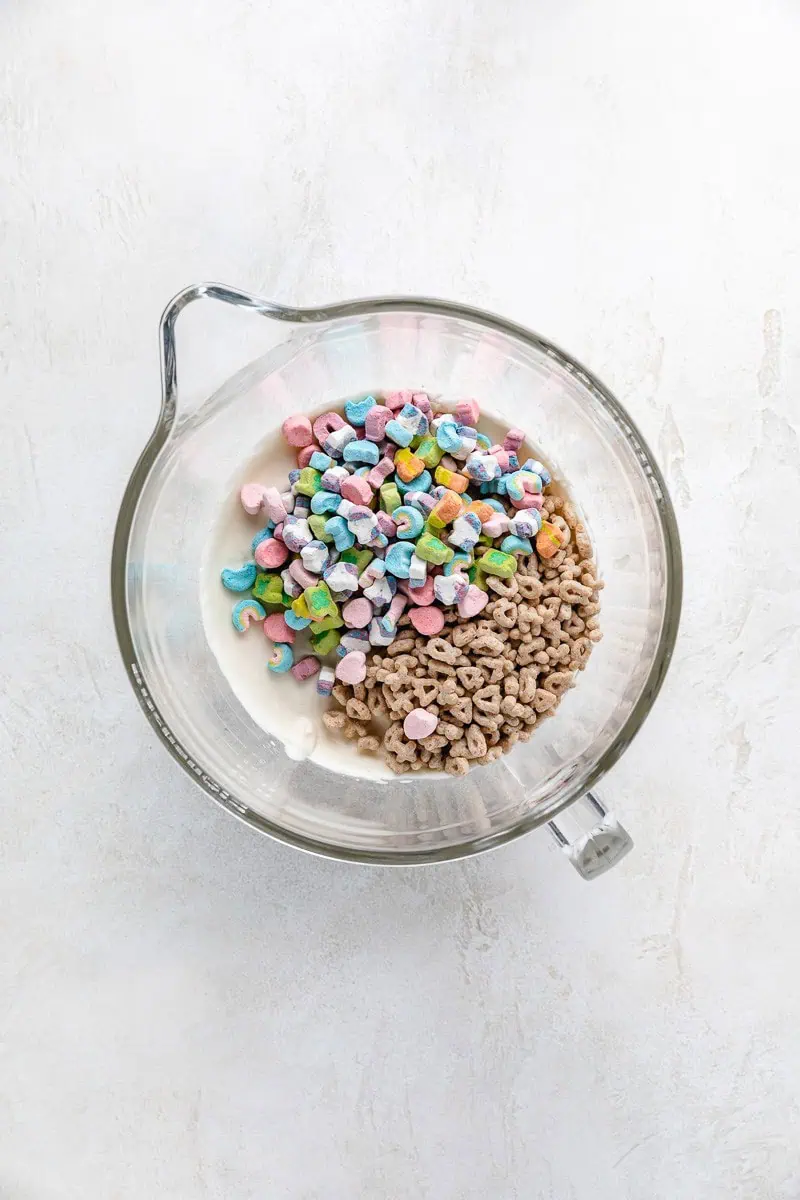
top-left (295, 467), bottom-right (323, 497)
top-left (340, 548), bottom-right (374, 576)
top-left (467, 564), bottom-right (489, 590)
top-left (415, 532), bottom-right (454, 565)
top-left (310, 627), bottom-right (341, 655)
top-left (252, 573), bottom-right (285, 605)
top-left (312, 611), bottom-right (345, 632)
top-left (308, 513), bottom-right (334, 543)
top-left (304, 581), bottom-right (338, 621)
top-left (477, 549), bottom-right (517, 578)
top-left (380, 482), bottom-right (402, 514)
top-left (415, 434), bottom-right (444, 468)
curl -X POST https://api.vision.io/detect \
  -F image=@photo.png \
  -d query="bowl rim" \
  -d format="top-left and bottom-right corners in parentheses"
top-left (111, 283), bottom-right (683, 865)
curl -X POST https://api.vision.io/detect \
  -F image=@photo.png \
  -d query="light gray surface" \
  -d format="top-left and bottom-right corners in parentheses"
top-left (2, 0), bottom-right (800, 1196)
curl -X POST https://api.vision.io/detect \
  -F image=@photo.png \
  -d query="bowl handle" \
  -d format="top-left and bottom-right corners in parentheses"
top-left (548, 792), bottom-right (633, 880)
top-left (159, 283), bottom-right (305, 424)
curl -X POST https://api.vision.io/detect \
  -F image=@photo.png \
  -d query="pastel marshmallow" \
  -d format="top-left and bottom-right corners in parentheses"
top-left (264, 612), bottom-right (295, 644)
top-left (409, 606), bottom-right (444, 636)
top-left (300, 540), bottom-right (330, 574)
top-left (345, 395), bottom-right (376, 426)
top-left (335, 650), bottom-right (367, 684)
top-left (324, 425), bottom-right (358, 457)
top-left (281, 415), bottom-right (314, 447)
top-left (367, 456), bottom-right (396, 488)
top-left (340, 475), bottom-right (374, 505)
top-left (364, 404), bottom-right (392, 442)
top-left (403, 709), bottom-right (439, 740)
top-left (434, 573), bottom-right (469, 605)
top-left (291, 656), bottom-right (321, 682)
top-left (457, 585), bottom-right (489, 619)
top-left (342, 597), bottom-right (373, 629)
top-left (289, 558), bottom-right (321, 590)
top-left (240, 483), bottom-right (268, 515)
top-left (254, 538), bottom-right (289, 570)
top-left (323, 561), bottom-right (359, 593)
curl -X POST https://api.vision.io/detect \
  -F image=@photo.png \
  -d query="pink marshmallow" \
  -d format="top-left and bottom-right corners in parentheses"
top-left (457, 585), bottom-right (489, 619)
top-left (387, 594), bottom-right (407, 624)
top-left (291, 655), bottom-right (321, 682)
top-left (312, 411), bottom-right (345, 446)
top-left (364, 404), bottom-right (392, 442)
top-left (297, 443), bottom-right (322, 468)
top-left (399, 575), bottom-right (436, 606)
top-left (342, 597), bottom-right (373, 629)
top-left (335, 650), bottom-right (367, 684)
top-left (254, 538), bottom-right (289, 570)
top-left (509, 492), bottom-right (540, 510)
top-left (409, 607), bottom-right (444, 636)
top-left (412, 392), bottom-right (433, 419)
top-left (263, 486), bottom-right (288, 524)
top-left (367, 456), bottom-right (396, 488)
top-left (455, 398), bottom-right (480, 426)
top-left (340, 475), bottom-right (374, 505)
top-left (240, 483), bottom-right (268, 515)
top-left (503, 427), bottom-right (525, 452)
top-left (403, 708), bottom-right (439, 740)
top-left (375, 510), bottom-right (397, 538)
top-left (281, 415), bottom-right (314, 448)
top-left (288, 559), bottom-right (320, 590)
top-left (264, 612), bottom-right (295, 644)
top-left (482, 513), bottom-right (510, 538)
top-left (384, 390), bottom-right (412, 411)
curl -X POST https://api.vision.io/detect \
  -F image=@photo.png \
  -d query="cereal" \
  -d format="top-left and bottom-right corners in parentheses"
top-left (222, 390), bottom-right (601, 777)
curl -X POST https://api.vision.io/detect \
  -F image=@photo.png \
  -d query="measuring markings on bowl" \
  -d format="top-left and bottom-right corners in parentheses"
top-left (129, 660), bottom-right (248, 813)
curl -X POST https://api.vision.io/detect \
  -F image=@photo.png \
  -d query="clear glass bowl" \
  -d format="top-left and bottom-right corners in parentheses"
top-left (111, 285), bottom-right (682, 867)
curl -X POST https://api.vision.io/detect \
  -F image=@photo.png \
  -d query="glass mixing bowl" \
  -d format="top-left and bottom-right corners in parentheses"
top-left (111, 285), bottom-right (682, 874)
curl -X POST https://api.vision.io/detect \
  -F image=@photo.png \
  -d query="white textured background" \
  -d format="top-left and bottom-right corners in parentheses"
top-left (2, 1), bottom-right (800, 1196)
